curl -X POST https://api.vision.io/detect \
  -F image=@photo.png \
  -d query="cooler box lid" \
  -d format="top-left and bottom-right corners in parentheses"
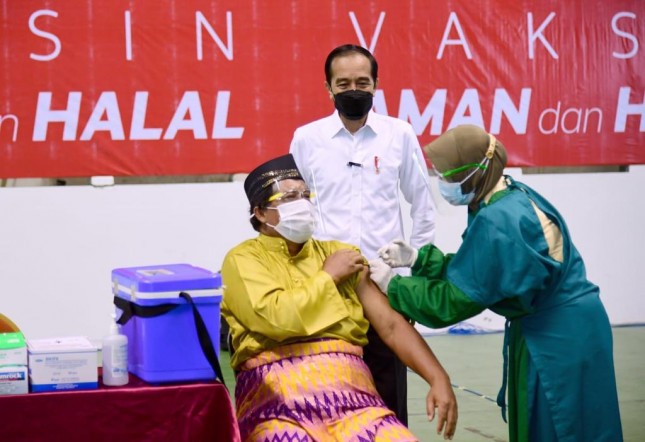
top-left (112, 263), bottom-right (222, 300)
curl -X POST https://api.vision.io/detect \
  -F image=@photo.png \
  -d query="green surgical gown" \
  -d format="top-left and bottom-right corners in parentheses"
top-left (388, 176), bottom-right (622, 442)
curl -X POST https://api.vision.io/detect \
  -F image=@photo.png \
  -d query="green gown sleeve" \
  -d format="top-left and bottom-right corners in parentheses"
top-left (387, 244), bottom-right (485, 328)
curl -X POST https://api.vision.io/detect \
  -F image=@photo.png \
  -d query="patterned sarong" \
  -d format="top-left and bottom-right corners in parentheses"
top-left (235, 339), bottom-right (417, 442)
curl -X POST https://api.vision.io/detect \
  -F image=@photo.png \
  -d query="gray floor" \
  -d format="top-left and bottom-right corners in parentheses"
top-left (408, 326), bottom-right (644, 441)
top-left (220, 326), bottom-right (644, 441)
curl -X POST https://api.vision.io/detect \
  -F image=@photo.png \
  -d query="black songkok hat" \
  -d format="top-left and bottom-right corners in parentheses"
top-left (244, 154), bottom-right (303, 203)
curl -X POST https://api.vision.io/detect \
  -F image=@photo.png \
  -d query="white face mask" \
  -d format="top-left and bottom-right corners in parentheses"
top-left (266, 199), bottom-right (316, 243)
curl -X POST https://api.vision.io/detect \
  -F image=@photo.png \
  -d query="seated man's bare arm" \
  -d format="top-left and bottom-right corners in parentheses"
top-left (356, 267), bottom-right (458, 440)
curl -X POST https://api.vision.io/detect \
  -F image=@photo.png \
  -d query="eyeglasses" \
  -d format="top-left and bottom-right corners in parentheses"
top-left (433, 161), bottom-right (488, 181)
top-left (432, 157), bottom-right (489, 180)
top-left (433, 134), bottom-right (497, 181)
top-left (267, 189), bottom-right (315, 203)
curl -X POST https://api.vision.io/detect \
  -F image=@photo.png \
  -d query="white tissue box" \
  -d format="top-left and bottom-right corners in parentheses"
top-left (28, 336), bottom-right (98, 392)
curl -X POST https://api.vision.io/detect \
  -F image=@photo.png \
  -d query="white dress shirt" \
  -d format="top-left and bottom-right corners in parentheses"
top-left (290, 110), bottom-right (436, 259)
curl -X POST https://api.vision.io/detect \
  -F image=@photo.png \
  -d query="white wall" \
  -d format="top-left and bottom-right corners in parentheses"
top-left (1, 167), bottom-right (644, 341)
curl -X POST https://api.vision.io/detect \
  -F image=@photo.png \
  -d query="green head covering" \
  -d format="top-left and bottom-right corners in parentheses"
top-left (424, 125), bottom-right (507, 207)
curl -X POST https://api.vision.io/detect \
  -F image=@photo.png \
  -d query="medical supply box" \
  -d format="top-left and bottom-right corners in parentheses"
top-left (0, 332), bottom-right (27, 367)
top-left (0, 366), bottom-right (28, 395)
top-left (112, 263), bottom-right (222, 383)
top-left (0, 332), bottom-right (28, 395)
top-left (27, 336), bottom-right (98, 392)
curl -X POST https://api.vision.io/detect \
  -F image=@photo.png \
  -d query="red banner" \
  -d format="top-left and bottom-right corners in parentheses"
top-left (1, 0), bottom-right (643, 178)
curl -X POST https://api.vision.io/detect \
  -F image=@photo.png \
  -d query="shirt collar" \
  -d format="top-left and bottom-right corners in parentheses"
top-left (257, 233), bottom-right (312, 258)
top-left (363, 111), bottom-right (379, 134)
top-left (482, 176), bottom-right (508, 204)
top-left (328, 110), bottom-right (379, 138)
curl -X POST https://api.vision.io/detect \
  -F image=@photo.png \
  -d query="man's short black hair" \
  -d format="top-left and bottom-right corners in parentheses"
top-left (324, 44), bottom-right (378, 85)
top-left (248, 184), bottom-right (275, 232)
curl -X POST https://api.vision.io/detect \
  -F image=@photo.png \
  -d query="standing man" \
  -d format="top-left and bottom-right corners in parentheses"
top-left (289, 44), bottom-right (436, 424)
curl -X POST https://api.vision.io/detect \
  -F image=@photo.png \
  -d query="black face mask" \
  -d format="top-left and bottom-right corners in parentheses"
top-left (333, 90), bottom-right (373, 120)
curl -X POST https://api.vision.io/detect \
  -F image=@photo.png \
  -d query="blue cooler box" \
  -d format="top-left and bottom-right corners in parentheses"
top-left (112, 263), bottom-right (222, 383)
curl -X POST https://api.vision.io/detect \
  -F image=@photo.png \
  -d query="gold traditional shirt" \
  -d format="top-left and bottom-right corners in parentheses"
top-left (221, 234), bottom-right (370, 369)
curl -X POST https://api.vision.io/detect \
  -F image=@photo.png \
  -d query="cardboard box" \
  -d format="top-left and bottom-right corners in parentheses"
top-left (28, 336), bottom-right (98, 392)
top-left (0, 332), bottom-right (27, 367)
top-left (0, 332), bottom-right (28, 396)
top-left (0, 366), bottom-right (28, 395)
top-left (112, 263), bottom-right (222, 383)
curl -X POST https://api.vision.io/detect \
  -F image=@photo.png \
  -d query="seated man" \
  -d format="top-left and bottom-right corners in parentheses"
top-left (221, 153), bottom-right (457, 441)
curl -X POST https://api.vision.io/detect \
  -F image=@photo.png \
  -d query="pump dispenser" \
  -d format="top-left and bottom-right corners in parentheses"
top-left (102, 313), bottom-right (129, 386)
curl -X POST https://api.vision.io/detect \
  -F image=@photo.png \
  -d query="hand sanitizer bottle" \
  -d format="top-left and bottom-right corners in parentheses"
top-left (102, 313), bottom-right (129, 386)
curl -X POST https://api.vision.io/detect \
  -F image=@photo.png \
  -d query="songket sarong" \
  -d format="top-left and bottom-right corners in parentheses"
top-left (235, 339), bottom-right (417, 442)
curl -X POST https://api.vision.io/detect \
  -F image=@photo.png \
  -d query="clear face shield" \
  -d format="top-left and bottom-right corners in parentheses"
top-left (262, 179), bottom-right (317, 244)
top-left (433, 134), bottom-right (497, 206)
